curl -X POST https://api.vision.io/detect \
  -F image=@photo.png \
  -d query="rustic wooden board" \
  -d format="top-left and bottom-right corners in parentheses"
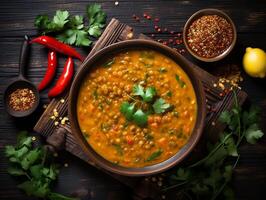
top-left (33, 18), bottom-right (248, 200)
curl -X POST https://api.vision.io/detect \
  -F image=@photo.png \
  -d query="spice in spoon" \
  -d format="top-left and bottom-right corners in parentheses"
top-left (8, 88), bottom-right (36, 111)
top-left (187, 15), bottom-right (234, 58)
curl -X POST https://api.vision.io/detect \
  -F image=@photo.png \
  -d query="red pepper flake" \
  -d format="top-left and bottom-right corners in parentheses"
top-left (157, 28), bottom-right (161, 33)
top-left (177, 33), bottom-right (182, 37)
top-left (164, 28), bottom-right (168, 32)
top-left (8, 88), bottom-right (36, 111)
top-left (157, 39), bottom-right (162, 43)
top-left (219, 92), bottom-right (224, 97)
top-left (154, 18), bottom-right (160, 22)
top-left (168, 38), bottom-right (174, 43)
top-left (135, 16), bottom-right (140, 22)
top-left (143, 13), bottom-right (147, 18)
top-left (170, 31), bottom-right (175, 35)
top-left (163, 41), bottom-right (168, 45)
top-left (175, 39), bottom-right (181, 45)
top-left (154, 25), bottom-right (159, 30)
top-left (151, 34), bottom-right (155, 38)
top-left (147, 15), bottom-right (151, 20)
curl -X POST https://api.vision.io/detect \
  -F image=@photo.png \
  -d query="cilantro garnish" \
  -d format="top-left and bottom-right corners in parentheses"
top-left (5, 131), bottom-right (78, 200)
top-left (162, 91), bottom-right (264, 200)
top-left (175, 74), bottom-right (186, 88)
top-left (146, 149), bottom-right (163, 162)
top-left (120, 84), bottom-right (172, 127)
top-left (34, 3), bottom-right (106, 47)
top-left (152, 98), bottom-right (171, 114)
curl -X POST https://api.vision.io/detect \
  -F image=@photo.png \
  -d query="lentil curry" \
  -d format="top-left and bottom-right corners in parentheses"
top-left (77, 50), bottom-right (197, 168)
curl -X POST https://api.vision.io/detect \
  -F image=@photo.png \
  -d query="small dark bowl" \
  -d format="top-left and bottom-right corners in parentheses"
top-left (183, 8), bottom-right (237, 62)
top-left (69, 39), bottom-right (206, 176)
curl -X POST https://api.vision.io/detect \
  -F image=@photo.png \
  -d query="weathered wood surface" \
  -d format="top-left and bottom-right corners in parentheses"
top-left (0, 1), bottom-right (265, 200)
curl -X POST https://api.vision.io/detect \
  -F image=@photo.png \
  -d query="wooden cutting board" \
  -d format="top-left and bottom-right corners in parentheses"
top-left (34, 18), bottom-right (247, 200)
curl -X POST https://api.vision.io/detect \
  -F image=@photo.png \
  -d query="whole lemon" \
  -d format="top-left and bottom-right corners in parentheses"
top-left (243, 47), bottom-right (266, 78)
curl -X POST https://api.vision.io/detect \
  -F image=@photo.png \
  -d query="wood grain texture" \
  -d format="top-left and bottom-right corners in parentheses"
top-left (0, 1), bottom-right (265, 200)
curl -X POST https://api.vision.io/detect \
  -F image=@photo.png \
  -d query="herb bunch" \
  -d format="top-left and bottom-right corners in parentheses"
top-left (5, 131), bottom-right (78, 200)
top-left (35, 4), bottom-right (106, 47)
top-left (163, 93), bottom-right (264, 200)
top-left (120, 84), bottom-right (172, 127)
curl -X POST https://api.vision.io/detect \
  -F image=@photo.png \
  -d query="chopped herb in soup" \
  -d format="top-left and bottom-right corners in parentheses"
top-left (77, 50), bottom-right (197, 168)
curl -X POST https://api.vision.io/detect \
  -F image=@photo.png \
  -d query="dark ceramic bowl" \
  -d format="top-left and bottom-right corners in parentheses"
top-left (183, 8), bottom-right (237, 62)
top-left (69, 39), bottom-right (206, 176)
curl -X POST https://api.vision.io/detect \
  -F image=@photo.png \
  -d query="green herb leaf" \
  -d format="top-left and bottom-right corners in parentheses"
top-left (53, 10), bottom-right (69, 29)
top-left (120, 102), bottom-right (135, 121)
top-left (152, 98), bottom-right (171, 114)
top-left (112, 144), bottom-right (123, 156)
top-left (7, 166), bottom-right (25, 176)
top-left (146, 149), bottom-right (163, 162)
top-left (175, 74), bottom-right (186, 88)
top-left (103, 58), bottom-right (115, 68)
top-left (18, 180), bottom-right (50, 198)
top-left (21, 148), bottom-right (42, 170)
top-left (159, 67), bottom-right (167, 73)
top-left (245, 124), bottom-right (264, 144)
top-left (88, 23), bottom-right (103, 37)
top-left (143, 87), bottom-right (157, 102)
top-left (133, 84), bottom-right (144, 96)
top-left (133, 109), bottom-right (148, 127)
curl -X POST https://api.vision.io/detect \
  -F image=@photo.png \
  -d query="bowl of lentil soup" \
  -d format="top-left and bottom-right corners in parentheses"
top-left (69, 39), bottom-right (206, 176)
top-left (183, 9), bottom-right (237, 62)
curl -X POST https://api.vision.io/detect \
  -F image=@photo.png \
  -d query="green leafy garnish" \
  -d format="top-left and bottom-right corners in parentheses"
top-left (34, 3), bottom-right (106, 46)
top-left (159, 67), bottom-right (167, 73)
top-left (163, 92), bottom-right (264, 200)
top-left (175, 74), bottom-right (186, 88)
top-left (146, 149), bottom-right (163, 162)
top-left (5, 132), bottom-right (78, 200)
top-left (120, 102), bottom-right (135, 121)
top-left (112, 144), bottom-right (123, 156)
top-left (133, 84), bottom-right (157, 102)
top-left (133, 84), bottom-right (145, 96)
top-left (132, 109), bottom-right (148, 127)
top-left (103, 58), bottom-right (115, 68)
top-left (153, 98), bottom-right (171, 114)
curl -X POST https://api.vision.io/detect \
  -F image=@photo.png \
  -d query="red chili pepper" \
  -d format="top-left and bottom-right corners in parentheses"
top-left (48, 57), bottom-right (74, 98)
top-left (30, 36), bottom-right (84, 61)
top-left (38, 51), bottom-right (57, 91)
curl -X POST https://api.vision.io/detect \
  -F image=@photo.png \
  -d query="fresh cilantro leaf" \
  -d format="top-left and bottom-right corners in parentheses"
top-left (242, 106), bottom-right (259, 127)
top-left (133, 84), bottom-right (144, 96)
top-left (5, 145), bottom-right (16, 157)
top-left (175, 74), bottom-right (186, 88)
top-left (143, 87), bottom-right (157, 102)
top-left (86, 4), bottom-right (102, 25)
top-left (53, 10), bottom-right (69, 29)
top-left (120, 102), bottom-right (135, 121)
top-left (88, 23), bottom-right (103, 37)
top-left (220, 133), bottom-right (238, 157)
top-left (18, 180), bottom-right (50, 198)
top-left (152, 98), bottom-right (171, 114)
top-left (133, 109), bottom-right (148, 127)
top-left (245, 124), bottom-right (264, 144)
top-left (166, 91), bottom-right (172, 97)
top-left (21, 148), bottom-right (42, 170)
top-left (30, 164), bottom-right (43, 179)
top-left (34, 15), bottom-right (51, 31)
top-left (69, 15), bottom-right (84, 29)
top-left (146, 149), bottom-right (163, 161)
top-left (159, 67), bottom-right (167, 73)
top-left (7, 166), bottom-right (25, 176)
top-left (57, 29), bottom-right (92, 46)
top-left (219, 111), bottom-right (232, 125)
top-left (191, 183), bottom-right (209, 195)
top-left (172, 168), bottom-right (190, 181)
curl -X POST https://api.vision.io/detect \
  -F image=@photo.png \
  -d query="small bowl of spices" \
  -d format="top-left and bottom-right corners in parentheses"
top-left (3, 35), bottom-right (39, 117)
top-left (183, 9), bottom-right (237, 62)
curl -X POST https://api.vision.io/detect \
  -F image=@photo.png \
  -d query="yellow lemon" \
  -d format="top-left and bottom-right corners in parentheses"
top-left (243, 47), bottom-right (266, 78)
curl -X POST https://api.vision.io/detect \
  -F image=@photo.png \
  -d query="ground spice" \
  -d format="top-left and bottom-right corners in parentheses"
top-left (187, 15), bottom-right (234, 58)
top-left (8, 88), bottom-right (36, 111)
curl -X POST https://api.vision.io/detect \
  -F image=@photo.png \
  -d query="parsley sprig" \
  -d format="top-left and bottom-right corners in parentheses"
top-left (163, 92), bottom-right (264, 200)
top-left (5, 131), bottom-right (78, 200)
top-left (34, 3), bottom-right (106, 46)
top-left (120, 84), bottom-right (172, 127)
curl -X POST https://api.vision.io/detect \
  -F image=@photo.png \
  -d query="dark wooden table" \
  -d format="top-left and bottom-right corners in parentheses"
top-left (0, 1), bottom-right (265, 199)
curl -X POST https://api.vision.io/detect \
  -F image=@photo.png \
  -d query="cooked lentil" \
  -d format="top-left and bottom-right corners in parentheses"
top-left (77, 50), bottom-right (197, 168)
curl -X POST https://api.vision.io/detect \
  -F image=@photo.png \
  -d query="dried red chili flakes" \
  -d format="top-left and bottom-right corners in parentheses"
top-left (8, 88), bottom-right (36, 111)
top-left (154, 18), bottom-right (160, 22)
top-left (187, 15), bottom-right (234, 58)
